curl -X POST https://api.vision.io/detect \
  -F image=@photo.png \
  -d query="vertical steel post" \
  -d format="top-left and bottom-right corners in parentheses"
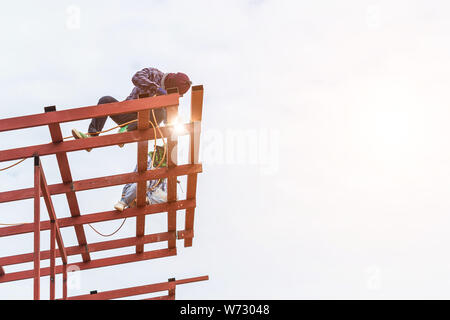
top-left (166, 88), bottom-right (179, 250)
top-left (168, 277), bottom-right (176, 300)
top-left (62, 263), bottom-right (67, 300)
top-left (33, 156), bottom-right (41, 300)
top-left (185, 85), bottom-right (204, 247)
top-left (50, 221), bottom-right (56, 300)
top-left (135, 93), bottom-right (150, 254)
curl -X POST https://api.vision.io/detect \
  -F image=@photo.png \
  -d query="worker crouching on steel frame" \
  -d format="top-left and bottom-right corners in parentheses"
top-left (72, 67), bottom-right (191, 142)
top-left (70, 67), bottom-right (191, 211)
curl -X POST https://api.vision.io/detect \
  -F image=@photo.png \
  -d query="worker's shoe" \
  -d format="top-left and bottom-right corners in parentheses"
top-left (117, 125), bottom-right (128, 148)
top-left (71, 129), bottom-right (92, 152)
top-left (114, 200), bottom-right (127, 212)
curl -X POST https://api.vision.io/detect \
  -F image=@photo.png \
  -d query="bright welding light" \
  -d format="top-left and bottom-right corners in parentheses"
top-left (172, 116), bottom-right (186, 134)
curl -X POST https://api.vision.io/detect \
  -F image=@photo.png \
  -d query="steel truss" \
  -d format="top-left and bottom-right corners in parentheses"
top-left (0, 86), bottom-right (207, 300)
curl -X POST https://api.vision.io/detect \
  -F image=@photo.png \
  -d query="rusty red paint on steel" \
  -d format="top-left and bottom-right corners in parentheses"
top-left (0, 230), bottom-right (194, 267)
top-left (0, 248), bottom-right (176, 284)
top-left (166, 105), bottom-right (179, 249)
top-left (185, 85), bottom-right (204, 247)
top-left (0, 124), bottom-right (193, 163)
top-left (0, 88), bottom-right (206, 299)
top-left (50, 221), bottom-right (56, 300)
top-left (0, 199), bottom-right (195, 238)
top-left (39, 165), bottom-right (68, 264)
top-left (136, 108), bottom-right (150, 254)
top-left (0, 94), bottom-right (179, 132)
top-left (64, 276), bottom-right (208, 300)
top-left (144, 295), bottom-right (171, 300)
top-left (0, 164), bottom-right (202, 204)
top-left (34, 157), bottom-right (41, 300)
top-left (62, 263), bottom-right (67, 300)
top-left (45, 112), bottom-right (90, 262)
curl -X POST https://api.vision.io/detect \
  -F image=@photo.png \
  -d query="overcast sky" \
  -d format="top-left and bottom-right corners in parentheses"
top-left (2, 0), bottom-right (450, 299)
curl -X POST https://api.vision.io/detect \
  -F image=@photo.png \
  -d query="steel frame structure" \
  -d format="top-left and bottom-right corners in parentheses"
top-left (0, 85), bottom-right (207, 300)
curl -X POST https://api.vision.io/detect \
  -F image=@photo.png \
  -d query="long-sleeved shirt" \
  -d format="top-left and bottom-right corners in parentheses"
top-left (88, 67), bottom-right (167, 135)
top-left (126, 67), bottom-right (167, 100)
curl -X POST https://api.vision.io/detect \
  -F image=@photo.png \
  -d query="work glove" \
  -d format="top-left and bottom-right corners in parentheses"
top-left (156, 88), bottom-right (167, 96)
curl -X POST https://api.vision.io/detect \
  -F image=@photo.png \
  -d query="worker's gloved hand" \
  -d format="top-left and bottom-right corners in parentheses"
top-left (156, 88), bottom-right (167, 96)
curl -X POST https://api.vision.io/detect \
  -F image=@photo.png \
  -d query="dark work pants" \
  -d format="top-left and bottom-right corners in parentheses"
top-left (88, 96), bottom-right (166, 136)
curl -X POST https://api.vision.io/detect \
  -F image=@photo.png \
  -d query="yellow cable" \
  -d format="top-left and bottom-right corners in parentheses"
top-left (0, 158), bottom-right (27, 172)
top-left (87, 117), bottom-right (159, 237)
top-left (87, 218), bottom-right (128, 237)
top-left (62, 119), bottom-right (138, 140)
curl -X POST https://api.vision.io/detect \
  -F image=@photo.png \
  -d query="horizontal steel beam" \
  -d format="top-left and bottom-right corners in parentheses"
top-left (144, 295), bottom-right (171, 300)
top-left (0, 164), bottom-right (202, 204)
top-left (0, 248), bottom-right (177, 284)
top-left (0, 123), bottom-right (193, 162)
top-left (65, 275), bottom-right (209, 300)
top-left (0, 230), bottom-right (193, 267)
top-left (0, 94), bottom-right (179, 132)
top-left (0, 199), bottom-right (195, 238)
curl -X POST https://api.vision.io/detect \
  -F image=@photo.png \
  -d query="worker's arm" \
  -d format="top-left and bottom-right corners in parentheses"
top-left (132, 68), bottom-right (160, 91)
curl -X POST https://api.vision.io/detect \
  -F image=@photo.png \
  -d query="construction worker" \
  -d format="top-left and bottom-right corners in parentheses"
top-left (70, 67), bottom-right (191, 211)
top-left (71, 67), bottom-right (191, 141)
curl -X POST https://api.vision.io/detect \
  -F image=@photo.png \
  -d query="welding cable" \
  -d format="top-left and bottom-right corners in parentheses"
top-left (0, 158), bottom-right (27, 172)
top-left (87, 218), bottom-right (128, 237)
top-left (62, 119), bottom-right (138, 140)
top-left (86, 117), bottom-right (159, 237)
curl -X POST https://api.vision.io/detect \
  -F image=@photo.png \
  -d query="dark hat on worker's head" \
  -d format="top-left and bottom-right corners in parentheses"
top-left (164, 72), bottom-right (192, 95)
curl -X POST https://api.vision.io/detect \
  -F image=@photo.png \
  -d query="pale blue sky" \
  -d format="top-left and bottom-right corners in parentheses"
top-left (2, 0), bottom-right (450, 299)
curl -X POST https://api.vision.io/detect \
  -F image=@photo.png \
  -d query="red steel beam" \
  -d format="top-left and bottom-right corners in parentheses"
top-left (39, 164), bottom-right (68, 264)
top-left (0, 94), bottom-right (179, 132)
top-left (62, 263), bottom-right (67, 300)
top-left (0, 199), bottom-right (195, 238)
top-left (34, 156), bottom-right (41, 300)
top-left (136, 98), bottom-right (150, 254)
top-left (144, 295), bottom-right (171, 300)
top-left (50, 221), bottom-right (56, 300)
top-left (0, 163), bottom-right (202, 204)
top-left (0, 248), bottom-right (176, 284)
top-left (44, 105), bottom-right (90, 263)
top-left (0, 123), bottom-right (193, 163)
top-left (0, 267), bottom-right (4, 276)
top-left (168, 278), bottom-right (176, 300)
top-left (64, 275), bottom-right (208, 300)
top-left (166, 99), bottom-right (178, 250)
top-left (0, 230), bottom-right (193, 268)
top-left (185, 85), bottom-right (204, 247)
